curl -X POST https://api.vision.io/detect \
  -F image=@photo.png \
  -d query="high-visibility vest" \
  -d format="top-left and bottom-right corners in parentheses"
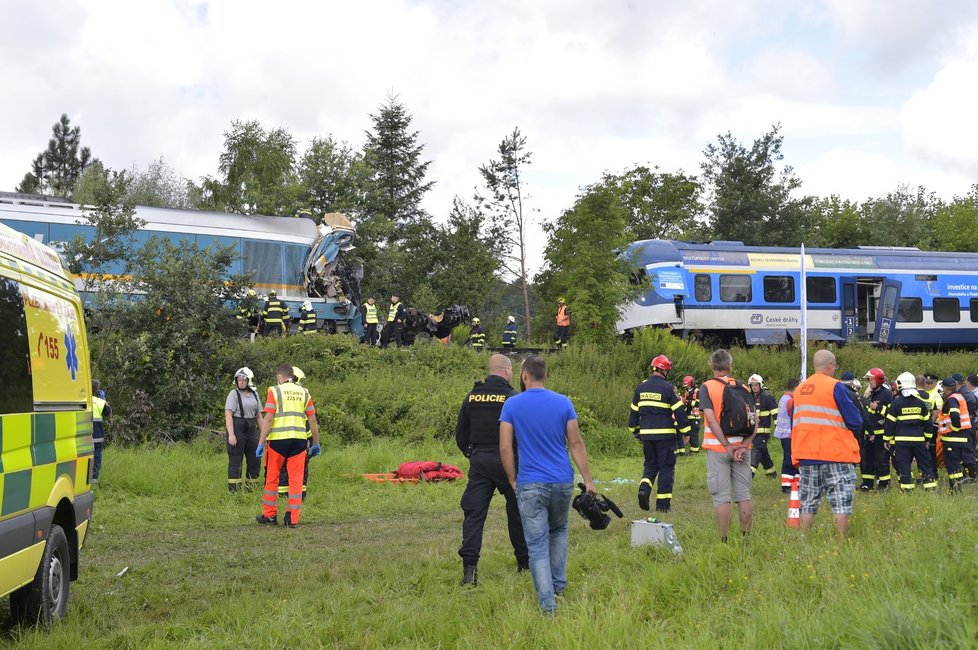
top-left (942, 393), bottom-right (971, 443)
top-left (790, 372), bottom-right (859, 464)
top-left (93, 396), bottom-right (106, 422)
top-left (556, 305), bottom-right (570, 326)
top-left (364, 303), bottom-right (378, 324)
top-left (93, 395), bottom-right (107, 443)
top-left (388, 302), bottom-right (400, 323)
top-left (701, 376), bottom-right (751, 451)
top-left (266, 382), bottom-right (312, 441)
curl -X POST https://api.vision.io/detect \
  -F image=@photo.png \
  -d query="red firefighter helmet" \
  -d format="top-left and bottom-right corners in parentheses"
top-left (650, 355), bottom-right (672, 373)
top-left (864, 368), bottom-right (886, 385)
top-left (683, 375), bottom-right (694, 386)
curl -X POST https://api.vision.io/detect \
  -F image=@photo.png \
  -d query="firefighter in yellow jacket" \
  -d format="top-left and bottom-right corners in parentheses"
top-left (256, 364), bottom-right (320, 527)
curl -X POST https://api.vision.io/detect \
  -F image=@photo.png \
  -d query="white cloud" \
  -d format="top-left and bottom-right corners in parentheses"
top-left (3, 0), bottom-right (978, 267)
top-left (901, 55), bottom-right (978, 177)
top-left (823, 0), bottom-right (978, 70)
top-left (797, 149), bottom-right (973, 202)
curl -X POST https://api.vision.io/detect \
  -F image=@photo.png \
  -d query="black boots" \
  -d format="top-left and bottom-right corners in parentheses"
top-left (461, 565), bottom-right (478, 586)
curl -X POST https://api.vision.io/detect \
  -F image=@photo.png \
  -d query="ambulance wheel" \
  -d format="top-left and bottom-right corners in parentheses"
top-left (9, 525), bottom-right (70, 626)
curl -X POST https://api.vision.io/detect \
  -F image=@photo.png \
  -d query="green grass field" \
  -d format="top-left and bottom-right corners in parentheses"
top-left (3, 438), bottom-right (978, 649)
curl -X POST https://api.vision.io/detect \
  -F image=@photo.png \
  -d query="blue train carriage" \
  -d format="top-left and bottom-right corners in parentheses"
top-left (618, 239), bottom-right (978, 348)
top-left (0, 192), bottom-right (364, 338)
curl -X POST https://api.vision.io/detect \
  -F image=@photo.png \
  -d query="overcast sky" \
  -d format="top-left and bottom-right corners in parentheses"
top-left (4, 0), bottom-right (978, 263)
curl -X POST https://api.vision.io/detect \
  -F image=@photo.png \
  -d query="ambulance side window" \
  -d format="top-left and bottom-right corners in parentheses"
top-left (0, 278), bottom-right (33, 414)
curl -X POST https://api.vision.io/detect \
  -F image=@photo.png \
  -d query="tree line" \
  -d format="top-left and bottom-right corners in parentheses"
top-left (14, 108), bottom-right (978, 344)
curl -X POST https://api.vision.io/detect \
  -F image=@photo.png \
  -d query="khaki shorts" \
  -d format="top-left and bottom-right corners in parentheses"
top-left (706, 450), bottom-right (753, 507)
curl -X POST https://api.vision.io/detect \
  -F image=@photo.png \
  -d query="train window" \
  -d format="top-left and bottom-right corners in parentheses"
top-left (933, 298), bottom-right (960, 322)
top-left (694, 274), bottom-right (712, 302)
top-left (971, 299), bottom-right (978, 323)
top-left (806, 277), bottom-right (836, 303)
top-left (0, 278), bottom-right (34, 414)
top-left (719, 275), bottom-right (751, 302)
top-left (763, 276), bottom-right (794, 303)
top-left (897, 298), bottom-right (922, 323)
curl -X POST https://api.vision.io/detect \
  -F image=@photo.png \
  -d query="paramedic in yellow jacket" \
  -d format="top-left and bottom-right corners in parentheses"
top-left (256, 364), bottom-right (320, 528)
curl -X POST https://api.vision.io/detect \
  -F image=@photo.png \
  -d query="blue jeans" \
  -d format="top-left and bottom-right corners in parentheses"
top-left (516, 482), bottom-right (574, 613)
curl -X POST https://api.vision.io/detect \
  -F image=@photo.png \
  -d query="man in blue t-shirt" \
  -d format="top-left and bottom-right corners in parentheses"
top-left (500, 355), bottom-right (596, 616)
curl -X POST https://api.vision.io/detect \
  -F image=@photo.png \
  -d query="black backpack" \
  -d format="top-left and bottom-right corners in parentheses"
top-left (709, 378), bottom-right (757, 438)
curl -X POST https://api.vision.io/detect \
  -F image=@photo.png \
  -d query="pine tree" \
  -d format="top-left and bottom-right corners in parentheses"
top-left (15, 114), bottom-right (96, 197)
top-left (362, 94), bottom-right (435, 232)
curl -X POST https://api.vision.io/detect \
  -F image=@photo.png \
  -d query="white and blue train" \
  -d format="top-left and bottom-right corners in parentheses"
top-left (0, 191), bottom-right (364, 336)
top-left (617, 239), bottom-right (978, 347)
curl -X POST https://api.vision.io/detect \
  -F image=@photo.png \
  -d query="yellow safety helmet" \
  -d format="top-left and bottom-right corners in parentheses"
top-left (246, 289), bottom-right (256, 297)
top-left (558, 297), bottom-right (566, 304)
top-left (472, 317), bottom-right (480, 324)
top-left (292, 367), bottom-right (305, 384)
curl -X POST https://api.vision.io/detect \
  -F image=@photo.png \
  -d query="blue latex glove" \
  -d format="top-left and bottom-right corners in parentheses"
top-left (256, 444), bottom-right (264, 458)
top-left (308, 443), bottom-right (321, 457)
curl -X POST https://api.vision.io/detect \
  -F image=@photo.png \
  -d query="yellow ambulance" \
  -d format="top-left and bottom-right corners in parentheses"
top-left (0, 221), bottom-right (93, 625)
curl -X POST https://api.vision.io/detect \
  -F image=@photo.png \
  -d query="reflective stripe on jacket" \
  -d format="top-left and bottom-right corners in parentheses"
top-left (790, 372), bottom-right (859, 464)
top-left (364, 303), bottom-right (379, 324)
top-left (266, 382), bottom-right (313, 441)
top-left (884, 394), bottom-right (930, 444)
top-left (628, 375), bottom-right (690, 439)
top-left (700, 376), bottom-right (749, 451)
top-left (556, 305), bottom-right (570, 326)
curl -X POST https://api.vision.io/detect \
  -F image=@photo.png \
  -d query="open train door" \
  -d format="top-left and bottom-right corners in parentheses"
top-left (872, 278), bottom-right (902, 346)
top-left (840, 277), bottom-right (859, 341)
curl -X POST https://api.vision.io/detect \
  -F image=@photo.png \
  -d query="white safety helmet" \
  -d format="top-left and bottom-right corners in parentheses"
top-left (852, 378), bottom-right (862, 390)
top-left (748, 374), bottom-right (763, 387)
top-left (508, 315), bottom-right (515, 323)
top-left (302, 301), bottom-right (313, 311)
top-left (896, 371), bottom-right (918, 397)
top-left (234, 367), bottom-right (255, 388)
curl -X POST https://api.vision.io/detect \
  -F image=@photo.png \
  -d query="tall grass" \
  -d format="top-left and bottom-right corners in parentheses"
top-left (4, 441), bottom-right (978, 648)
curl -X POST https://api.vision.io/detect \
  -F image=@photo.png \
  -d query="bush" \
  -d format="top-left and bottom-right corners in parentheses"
top-left (97, 324), bottom-right (978, 449)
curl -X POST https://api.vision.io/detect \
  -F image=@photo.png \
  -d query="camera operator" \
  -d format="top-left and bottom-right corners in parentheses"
top-left (456, 354), bottom-right (529, 585)
top-left (500, 355), bottom-right (596, 616)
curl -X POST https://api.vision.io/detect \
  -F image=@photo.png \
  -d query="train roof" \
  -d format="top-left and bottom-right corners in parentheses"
top-left (0, 191), bottom-right (319, 243)
top-left (626, 238), bottom-right (978, 271)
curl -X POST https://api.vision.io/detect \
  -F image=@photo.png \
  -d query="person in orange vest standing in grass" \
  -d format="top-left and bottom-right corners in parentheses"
top-left (554, 297), bottom-right (571, 349)
top-left (791, 350), bottom-right (863, 537)
top-left (698, 349), bottom-right (757, 542)
top-left (256, 364), bottom-right (320, 528)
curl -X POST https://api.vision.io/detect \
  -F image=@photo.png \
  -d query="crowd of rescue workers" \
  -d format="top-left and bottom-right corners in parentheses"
top-left (102, 286), bottom-right (975, 615)
top-left (207, 344), bottom-right (970, 615)
top-left (234, 289), bottom-right (572, 349)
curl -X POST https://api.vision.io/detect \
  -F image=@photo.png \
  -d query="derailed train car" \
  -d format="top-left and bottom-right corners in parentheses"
top-left (0, 191), bottom-right (363, 337)
top-left (618, 239), bottom-right (978, 348)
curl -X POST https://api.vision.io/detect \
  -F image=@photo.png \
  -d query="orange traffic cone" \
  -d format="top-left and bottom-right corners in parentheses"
top-left (786, 476), bottom-right (800, 528)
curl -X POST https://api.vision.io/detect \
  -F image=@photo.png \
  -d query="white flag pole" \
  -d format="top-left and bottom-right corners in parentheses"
top-left (800, 244), bottom-right (807, 379)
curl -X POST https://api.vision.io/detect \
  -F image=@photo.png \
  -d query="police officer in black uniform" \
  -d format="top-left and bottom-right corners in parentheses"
top-left (456, 354), bottom-right (528, 585)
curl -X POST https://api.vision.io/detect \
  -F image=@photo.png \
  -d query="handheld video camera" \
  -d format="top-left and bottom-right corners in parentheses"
top-left (572, 483), bottom-right (624, 530)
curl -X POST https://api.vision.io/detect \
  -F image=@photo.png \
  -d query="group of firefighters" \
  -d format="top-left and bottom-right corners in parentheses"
top-left (631, 356), bottom-right (978, 514)
top-left (236, 289), bottom-right (319, 336)
top-left (465, 298), bottom-right (571, 351)
top-left (240, 289), bottom-right (574, 350)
